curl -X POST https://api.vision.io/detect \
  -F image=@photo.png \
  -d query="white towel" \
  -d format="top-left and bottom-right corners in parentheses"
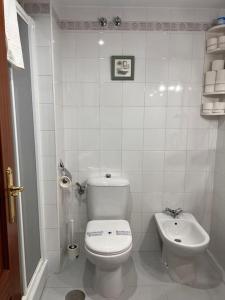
top-left (3, 0), bottom-right (24, 68)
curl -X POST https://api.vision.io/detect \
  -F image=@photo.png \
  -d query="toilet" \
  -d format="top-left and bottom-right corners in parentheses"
top-left (84, 176), bottom-right (132, 298)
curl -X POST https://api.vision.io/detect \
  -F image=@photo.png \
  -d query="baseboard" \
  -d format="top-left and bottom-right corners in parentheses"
top-left (207, 249), bottom-right (225, 283)
top-left (22, 258), bottom-right (48, 300)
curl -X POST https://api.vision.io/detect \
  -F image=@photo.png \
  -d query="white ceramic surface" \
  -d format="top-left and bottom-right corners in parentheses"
top-left (87, 176), bottom-right (130, 220)
top-left (155, 212), bottom-right (210, 257)
top-left (85, 245), bottom-right (132, 297)
top-left (85, 177), bottom-right (132, 298)
top-left (85, 220), bottom-right (132, 255)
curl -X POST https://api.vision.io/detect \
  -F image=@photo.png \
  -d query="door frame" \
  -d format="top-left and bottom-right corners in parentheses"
top-left (11, 3), bottom-right (47, 298)
top-left (0, 0), bottom-right (22, 298)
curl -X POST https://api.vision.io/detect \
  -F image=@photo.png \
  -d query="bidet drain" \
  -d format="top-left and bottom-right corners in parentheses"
top-left (174, 238), bottom-right (182, 243)
top-left (65, 290), bottom-right (85, 300)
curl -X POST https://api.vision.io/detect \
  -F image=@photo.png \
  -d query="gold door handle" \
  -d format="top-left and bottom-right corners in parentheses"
top-left (6, 167), bottom-right (24, 223)
top-left (9, 185), bottom-right (24, 197)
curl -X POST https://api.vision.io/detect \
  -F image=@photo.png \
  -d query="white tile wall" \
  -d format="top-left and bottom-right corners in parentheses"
top-left (55, 5), bottom-right (223, 24)
top-left (35, 12), bottom-right (65, 273)
top-left (210, 117), bottom-right (225, 270)
top-left (61, 29), bottom-right (217, 252)
top-left (34, 14), bottom-right (60, 272)
top-left (51, 10), bottom-right (67, 271)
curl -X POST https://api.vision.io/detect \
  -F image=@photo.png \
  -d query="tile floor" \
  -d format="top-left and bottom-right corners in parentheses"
top-left (41, 251), bottom-right (225, 300)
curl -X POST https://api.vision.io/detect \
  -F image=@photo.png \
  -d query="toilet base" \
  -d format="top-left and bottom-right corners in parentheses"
top-left (162, 245), bottom-right (197, 284)
top-left (94, 266), bottom-right (123, 298)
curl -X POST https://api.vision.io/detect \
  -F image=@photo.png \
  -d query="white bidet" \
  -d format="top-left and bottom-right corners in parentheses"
top-left (155, 212), bottom-right (210, 283)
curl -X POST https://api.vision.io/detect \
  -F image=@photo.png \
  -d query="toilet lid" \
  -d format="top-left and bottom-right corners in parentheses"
top-left (85, 220), bottom-right (132, 255)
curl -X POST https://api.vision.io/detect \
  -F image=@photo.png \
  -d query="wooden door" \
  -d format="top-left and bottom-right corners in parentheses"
top-left (0, 0), bottom-right (22, 299)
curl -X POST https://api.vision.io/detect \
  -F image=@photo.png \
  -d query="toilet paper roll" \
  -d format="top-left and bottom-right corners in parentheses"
top-left (207, 45), bottom-right (217, 52)
top-left (207, 37), bottom-right (217, 47)
top-left (59, 175), bottom-right (72, 189)
top-left (204, 84), bottom-right (215, 93)
top-left (216, 69), bottom-right (225, 83)
top-left (205, 71), bottom-right (216, 84)
top-left (213, 102), bottom-right (225, 110)
top-left (67, 244), bottom-right (79, 260)
top-left (219, 36), bottom-right (225, 44)
top-left (203, 102), bottom-right (213, 110)
top-left (212, 60), bottom-right (224, 71)
top-left (219, 43), bottom-right (225, 49)
top-left (215, 83), bottom-right (225, 92)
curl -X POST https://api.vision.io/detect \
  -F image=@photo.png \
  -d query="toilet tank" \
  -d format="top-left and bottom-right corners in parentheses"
top-left (86, 176), bottom-right (130, 220)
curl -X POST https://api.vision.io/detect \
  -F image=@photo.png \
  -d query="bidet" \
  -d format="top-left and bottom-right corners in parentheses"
top-left (155, 212), bottom-right (210, 284)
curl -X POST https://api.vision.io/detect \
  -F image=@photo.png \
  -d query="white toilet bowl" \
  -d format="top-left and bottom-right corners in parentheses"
top-left (85, 219), bottom-right (132, 298)
top-left (155, 212), bottom-right (210, 283)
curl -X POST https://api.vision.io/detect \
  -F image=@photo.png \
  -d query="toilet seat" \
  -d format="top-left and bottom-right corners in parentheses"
top-left (85, 220), bottom-right (132, 256)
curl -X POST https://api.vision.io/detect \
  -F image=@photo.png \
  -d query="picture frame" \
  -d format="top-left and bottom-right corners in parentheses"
top-left (111, 56), bottom-right (135, 80)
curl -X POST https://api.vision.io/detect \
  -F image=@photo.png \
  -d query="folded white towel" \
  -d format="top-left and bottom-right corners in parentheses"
top-left (3, 0), bottom-right (24, 68)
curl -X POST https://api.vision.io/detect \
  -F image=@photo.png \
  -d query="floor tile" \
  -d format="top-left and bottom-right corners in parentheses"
top-left (46, 255), bottom-right (95, 288)
top-left (166, 285), bottom-right (211, 300)
top-left (41, 251), bottom-right (224, 300)
top-left (207, 283), bottom-right (225, 300)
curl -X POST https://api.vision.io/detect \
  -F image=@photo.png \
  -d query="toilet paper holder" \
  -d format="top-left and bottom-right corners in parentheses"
top-left (59, 159), bottom-right (72, 180)
top-left (76, 182), bottom-right (86, 195)
top-left (59, 160), bottom-right (86, 195)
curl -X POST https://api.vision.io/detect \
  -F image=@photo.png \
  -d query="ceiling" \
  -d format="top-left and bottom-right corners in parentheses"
top-left (53, 0), bottom-right (225, 9)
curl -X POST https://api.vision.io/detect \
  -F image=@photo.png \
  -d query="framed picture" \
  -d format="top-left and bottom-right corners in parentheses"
top-left (111, 56), bottom-right (135, 80)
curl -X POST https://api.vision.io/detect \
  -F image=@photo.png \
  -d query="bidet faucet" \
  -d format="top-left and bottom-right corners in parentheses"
top-left (164, 208), bottom-right (183, 218)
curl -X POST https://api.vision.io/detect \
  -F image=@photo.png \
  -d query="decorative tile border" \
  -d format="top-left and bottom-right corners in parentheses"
top-left (24, 2), bottom-right (50, 15)
top-left (58, 20), bottom-right (210, 31)
top-left (22, 2), bottom-right (210, 31)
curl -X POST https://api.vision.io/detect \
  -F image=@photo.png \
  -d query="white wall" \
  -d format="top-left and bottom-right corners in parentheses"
top-left (61, 28), bottom-right (217, 251)
top-left (33, 11), bottom-right (62, 273)
top-left (29, 1), bottom-right (225, 270)
top-left (55, 5), bottom-right (225, 23)
top-left (51, 9), bottom-right (66, 269)
top-left (211, 117), bottom-right (225, 269)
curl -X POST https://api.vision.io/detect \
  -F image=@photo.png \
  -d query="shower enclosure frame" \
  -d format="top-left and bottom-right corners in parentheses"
top-left (10, 3), bottom-right (47, 299)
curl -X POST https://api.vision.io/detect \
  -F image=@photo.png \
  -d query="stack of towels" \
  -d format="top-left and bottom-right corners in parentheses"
top-left (207, 36), bottom-right (225, 52)
top-left (205, 60), bottom-right (225, 93)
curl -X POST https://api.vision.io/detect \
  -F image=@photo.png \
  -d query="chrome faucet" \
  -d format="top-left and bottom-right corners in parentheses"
top-left (165, 208), bottom-right (183, 218)
top-left (76, 182), bottom-right (86, 195)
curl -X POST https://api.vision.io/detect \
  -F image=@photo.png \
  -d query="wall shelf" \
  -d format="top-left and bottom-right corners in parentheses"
top-left (201, 111), bottom-right (225, 116)
top-left (203, 91), bottom-right (225, 97)
top-left (202, 25), bottom-right (225, 118)
top-left (208, 24), bottom-right (225, 33)
top-left (207, 48), bottom-right (225, 54)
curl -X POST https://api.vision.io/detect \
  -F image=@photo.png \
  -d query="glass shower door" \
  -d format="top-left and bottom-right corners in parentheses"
top-left (10, 14), bottom-right (41, 286)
